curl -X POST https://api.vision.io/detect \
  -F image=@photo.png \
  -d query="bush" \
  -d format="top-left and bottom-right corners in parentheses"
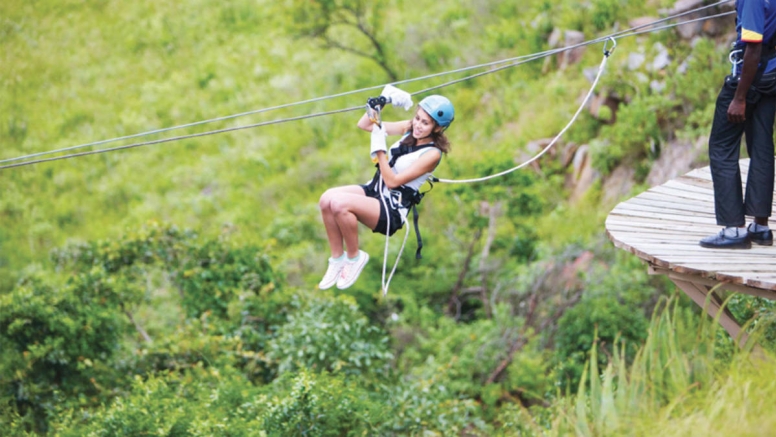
top-left (0, 276), bottom-right (127, 433)
top-left (55, 370), bottom-right (265, 437)
top-left (590, 96), bottom-right (662, 174)
top-left (259, 369), bottom-right (383, 437)
top-left (267, 294), bottom-right (393, 376)
top-left (553, 254), bottom-right (657, 387)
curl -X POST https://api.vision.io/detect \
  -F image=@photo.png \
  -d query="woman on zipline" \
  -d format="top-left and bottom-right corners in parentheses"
top-left (318, 86), bottom-right (454, 289)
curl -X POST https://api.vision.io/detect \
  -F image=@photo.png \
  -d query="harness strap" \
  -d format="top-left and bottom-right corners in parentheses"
top-left (412, 205), bottom-right (423, 259)
top-left (368, 142), bottom-right (438, 259)
top-left (366, 142), bottom-right (437, 195)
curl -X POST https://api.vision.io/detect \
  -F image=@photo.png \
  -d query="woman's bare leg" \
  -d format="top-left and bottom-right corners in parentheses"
top-left (329, 193), bottom-right (381, 258)
top-left (319, 186), bottom-right (369, 257)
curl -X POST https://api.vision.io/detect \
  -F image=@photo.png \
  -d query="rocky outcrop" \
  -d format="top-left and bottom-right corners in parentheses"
top-left (645, 137), bottom-right (708, 187)
top-left (567, 145), bottom-right (600, 204)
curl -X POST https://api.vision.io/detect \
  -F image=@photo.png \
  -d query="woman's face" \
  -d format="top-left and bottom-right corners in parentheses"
top-left (411, 108), bottom-right (438, 140)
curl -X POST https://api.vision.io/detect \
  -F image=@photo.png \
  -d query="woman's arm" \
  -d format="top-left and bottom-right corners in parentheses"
top-left (374, 148), bottom-right (442, 189)
top-left (357, 112), bottom-right (411, 135)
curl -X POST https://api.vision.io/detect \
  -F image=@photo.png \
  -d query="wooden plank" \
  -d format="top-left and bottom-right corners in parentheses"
top-left (606, 214), bottom-right (715, 226)
top-left (674, 175), bottom-right (716, 190)
top-left (633, 191), bottom-right (714, 208)
top-left (664, 257), bottom-right (776, 264)
top-left (662, 179), bottom-right (715, 195)
top-left (646, 185), bottom-right (715, 202)
top-left (671, 264), bottom-right (776, 271)
top-left (607, 233), bottom-right (710, 243)
top-left (606, 227), bottom-right (712, 238)
top-left (625, 196), bottom-right (715, 214)
top-left (605, 218), bottom-right (719, 233)
top-left (608, 216), bottom-right (769, 232)
top-left (747, 277), bottom-right (776, 290)
top-left (633, 247), bottom-right (775, 257)
top-left (613, 202), bottom-right (717, 218)
top-left (608, 210), bottom-right (717, 225)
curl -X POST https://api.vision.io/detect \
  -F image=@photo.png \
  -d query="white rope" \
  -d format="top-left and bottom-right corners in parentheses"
top-left (377, 177), bottom-right (410, 297)
top-left (435, 46), bottom-right (612, 184)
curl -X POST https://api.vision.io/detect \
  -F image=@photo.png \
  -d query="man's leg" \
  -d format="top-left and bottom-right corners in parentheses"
top-left (701, 82), bottom-right (751, 248)
top-left (744, 92), bottom-right (776, 245)
top-left (709, 83), bottom-right (747, 227)
top-left (744, 93), bottom-right (776, 220)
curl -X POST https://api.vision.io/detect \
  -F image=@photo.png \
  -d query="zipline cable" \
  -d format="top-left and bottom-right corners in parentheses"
top-left (0, 0), bottom-right (733, 166)
top-left (0, 3), bottom-right (735, 171)
top-left (0, 107), bottom-right (360, 170)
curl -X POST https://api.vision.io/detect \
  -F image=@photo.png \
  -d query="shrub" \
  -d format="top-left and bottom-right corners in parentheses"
top-left (267, 294), bottom-right (393, 376)
top-left (0, 276), bottom-right (127, 433)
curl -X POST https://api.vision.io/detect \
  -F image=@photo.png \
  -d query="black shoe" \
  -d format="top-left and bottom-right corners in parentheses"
top-left (748, 224), bottom-right (774, 246)
top-left (699, 228), bottom-right (751, 249)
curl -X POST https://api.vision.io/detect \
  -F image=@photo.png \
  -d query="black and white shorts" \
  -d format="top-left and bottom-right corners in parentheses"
top-left (361, 184), bottom-right (404, 236)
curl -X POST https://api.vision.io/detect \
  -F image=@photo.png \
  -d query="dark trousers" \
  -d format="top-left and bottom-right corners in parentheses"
top-left (708, 78), bottom-right (776, 226)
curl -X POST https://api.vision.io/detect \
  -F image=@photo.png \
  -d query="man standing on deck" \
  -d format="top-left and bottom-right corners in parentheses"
top-left (701, 0), bottom-right (776, 249)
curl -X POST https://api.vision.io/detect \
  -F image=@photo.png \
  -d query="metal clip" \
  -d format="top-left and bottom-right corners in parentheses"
top-left (366, 104), bottom-right (383, 127)
top-left (603, 37), bottom-right (617, 57)
top-left (366, 96), bottom-right (388, 127)
top-left (729, 49), bottom-right (744, 65)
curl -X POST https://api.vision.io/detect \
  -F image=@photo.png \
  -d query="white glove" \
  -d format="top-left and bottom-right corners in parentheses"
top-left (370, 124), bottom-right (388, 159)
top-left (381, 84), bottom-right (413, 111)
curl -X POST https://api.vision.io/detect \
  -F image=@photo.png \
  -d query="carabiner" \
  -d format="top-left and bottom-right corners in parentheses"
top-left (366, 104), bottom-right (383, 127)
top-left (729, 49), bottom-right (744, 65)
top-left (603, 37), bottom-right (617, 57)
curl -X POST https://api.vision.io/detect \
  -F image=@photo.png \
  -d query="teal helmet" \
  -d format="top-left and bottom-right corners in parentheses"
top-left (419, 95), bottom-right (455, 128)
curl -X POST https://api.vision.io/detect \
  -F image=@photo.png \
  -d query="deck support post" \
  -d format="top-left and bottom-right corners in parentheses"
top-left (669, 278), bottom-right (749, 347)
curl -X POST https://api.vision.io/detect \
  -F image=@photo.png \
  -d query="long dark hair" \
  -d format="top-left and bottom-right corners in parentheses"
top-left (398, 122), bottom-right (451, 153)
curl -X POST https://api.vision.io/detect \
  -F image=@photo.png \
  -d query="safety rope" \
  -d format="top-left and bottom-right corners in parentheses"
top-left (0, 1), bottom-right (734, 170)
top-left (434, 39), bottom-right (614, 184)
top-left (377, 177), bottom-right (411, 297)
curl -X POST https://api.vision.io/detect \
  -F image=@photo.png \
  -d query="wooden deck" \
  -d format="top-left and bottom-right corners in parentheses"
top-left (605, 159), bottom-right (776, 346)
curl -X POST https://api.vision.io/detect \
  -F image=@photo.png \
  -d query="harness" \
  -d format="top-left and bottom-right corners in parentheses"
top-left (366, 142), bottom-right (438, 259)
top-left (729, 33), bottom-right (776, 96)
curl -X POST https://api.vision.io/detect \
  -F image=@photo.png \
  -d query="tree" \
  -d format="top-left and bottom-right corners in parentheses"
top-left (286, 0), bottom-right (398, 80)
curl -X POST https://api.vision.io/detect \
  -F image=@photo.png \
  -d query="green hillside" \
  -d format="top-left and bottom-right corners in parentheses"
top-left (2, 0), bottom-right (776, 435)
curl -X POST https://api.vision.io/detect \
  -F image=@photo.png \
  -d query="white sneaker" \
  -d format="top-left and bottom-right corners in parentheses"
top-left (336, 250), bottom-right (369, 289)
top-left (318, 256), bottom-right (347, 290)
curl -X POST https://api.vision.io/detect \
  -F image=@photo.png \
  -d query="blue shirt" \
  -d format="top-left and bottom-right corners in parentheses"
top-left (735, 0), bottom-right (776, 73)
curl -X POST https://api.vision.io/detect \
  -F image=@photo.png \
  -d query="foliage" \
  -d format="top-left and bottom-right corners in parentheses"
top-left (4, 0), bottom-right (776, 435)
top-left (54, 370), bottom-right (266, 437)
top-left (282, 0), bottom-right (396, 80)
top-left (258, 369), bottom-right (383, 436)
top-left (590, 94), bottom-right (663, 174)
top-left (1, 223), bottom-right (287, 432)
top-left (0, 276), bottom-right (127, 433)
top-left (726, 294), bottom-right (776, 351)
top-left (52, 222), bottom-right (281, 322)
top-left (267, 294), bottom-right (393, 376)
top-left (553, 251), bottom-right (658, 387)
